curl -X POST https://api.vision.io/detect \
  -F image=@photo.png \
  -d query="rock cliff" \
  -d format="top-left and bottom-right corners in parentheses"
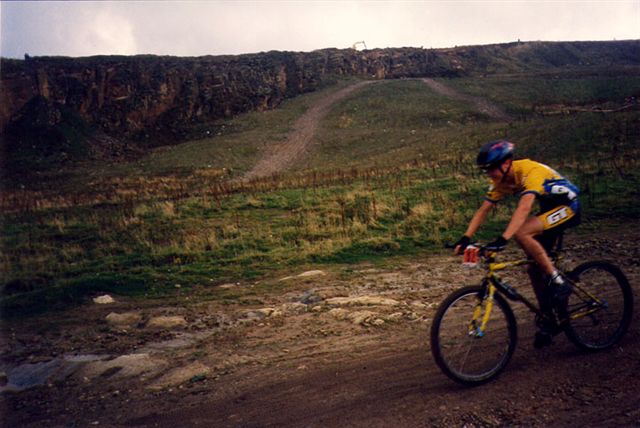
top-left (0, 48), bottom-right (455, 138)
top-left (1, 41), bottom-right (639, 165)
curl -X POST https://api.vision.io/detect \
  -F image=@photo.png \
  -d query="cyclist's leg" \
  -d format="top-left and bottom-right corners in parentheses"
top-left (530, 230), bottom-right (561, 309)
top-left (528, 262), bottom-right (550, 311)
top-left (529, 204), bottom-right (582, 308)
top-left (516, 202), bottom-right (581, 276)
top-left (516, 204), bottom-right (580, 348)
top-left (513, 217), bottom-right (555, 275)
top-left (518, 226), bottom-right (563, 347)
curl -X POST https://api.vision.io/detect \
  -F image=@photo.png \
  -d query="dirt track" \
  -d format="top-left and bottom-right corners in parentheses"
top-left (242, 81), bottom-right (376, 180)
top-left (1, 230), bottom-right (639, 427)
top-left (242, 78), bottom-right (510, 181)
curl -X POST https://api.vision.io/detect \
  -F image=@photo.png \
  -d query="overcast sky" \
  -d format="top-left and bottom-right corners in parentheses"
top-left (1, 1), bottom-right (639, 58)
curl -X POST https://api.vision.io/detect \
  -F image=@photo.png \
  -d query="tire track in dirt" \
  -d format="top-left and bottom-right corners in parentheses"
top-left (242, 81), bottom-right (376, 181)
top-left (422, 78), bottom-right (513, 121)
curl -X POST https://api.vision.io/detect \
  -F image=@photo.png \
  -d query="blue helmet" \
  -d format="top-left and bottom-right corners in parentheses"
top-left (477, 140), bottom-right (514, 169)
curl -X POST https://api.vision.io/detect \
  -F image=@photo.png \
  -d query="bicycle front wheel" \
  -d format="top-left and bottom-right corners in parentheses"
top-left (562, 261), bottom-right (633, 350)
top-left (430, 285), bottom-right (518, 385)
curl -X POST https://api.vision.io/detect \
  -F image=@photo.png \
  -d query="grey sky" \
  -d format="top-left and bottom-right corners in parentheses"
top-left (1, 1), bottom-right (639, 58)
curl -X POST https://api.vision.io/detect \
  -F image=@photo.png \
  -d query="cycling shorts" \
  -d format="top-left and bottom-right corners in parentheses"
top-left (537, 200), bottom-right (581, 231)
top-left (535, 200), bottom-right (581, 253)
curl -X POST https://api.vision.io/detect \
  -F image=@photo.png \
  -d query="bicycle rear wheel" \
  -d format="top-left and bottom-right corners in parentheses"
top-left (430, 285), bottom-right (518, 385)
top-left (562, 261), bottom-right (633, 350)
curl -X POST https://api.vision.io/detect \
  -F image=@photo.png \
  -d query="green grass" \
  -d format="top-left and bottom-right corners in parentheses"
top-left (2, 69), bottom-right (640, 317)
top-left (445, 70), bottom-right (640, 115)
top-left (301, 79), bottom-right (497, 170)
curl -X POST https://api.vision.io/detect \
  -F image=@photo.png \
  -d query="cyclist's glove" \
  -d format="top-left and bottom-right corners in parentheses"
top-left (453, 235), bottom-right (471, 252)
top-left (485, 236), bottom-right (508, 252)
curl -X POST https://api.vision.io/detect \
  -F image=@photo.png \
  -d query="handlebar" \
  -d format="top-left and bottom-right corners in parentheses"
top-left (444, 242), bottom-right (485, 250)
top-left (445, 242), bottom-right (497, 264)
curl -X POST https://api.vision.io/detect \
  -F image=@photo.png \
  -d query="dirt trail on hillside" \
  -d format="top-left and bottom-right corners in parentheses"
top-left (242, 78), bottom-right (508, 182)
top-left (2, 229), bottom-right (639, 427)
top-left (242, 81), bottom-right (376, 181)
top-left (422, 78), bottom-right (513, 121)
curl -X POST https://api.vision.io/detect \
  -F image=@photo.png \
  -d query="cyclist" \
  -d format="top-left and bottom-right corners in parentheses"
top-left (453, 140), bottom-right (581, 348)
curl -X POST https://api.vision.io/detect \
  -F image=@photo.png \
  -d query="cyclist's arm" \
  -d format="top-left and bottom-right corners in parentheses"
top-left (502, 193), bottom-right (536, 240)
top-left (463, 199), bottom-right (494, 238)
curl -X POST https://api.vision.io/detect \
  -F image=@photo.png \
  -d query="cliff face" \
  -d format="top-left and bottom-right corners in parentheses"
top-left (1, 41), bottom-right (639, 150)
top-left (0, 48), bottom-right (454, 138)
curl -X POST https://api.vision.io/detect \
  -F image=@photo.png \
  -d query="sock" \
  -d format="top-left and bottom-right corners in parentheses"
top-left (550, 270), bottom-right (564, 285)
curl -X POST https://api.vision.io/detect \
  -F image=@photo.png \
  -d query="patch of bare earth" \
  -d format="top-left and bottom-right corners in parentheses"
top-left (1, 227), bottom-right (639, 427)
top-left (242, 81), bottom-right (376, 181)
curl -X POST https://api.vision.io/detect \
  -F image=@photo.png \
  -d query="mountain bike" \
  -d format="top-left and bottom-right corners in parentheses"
top-left (430, 237), bottom-right (634, 385)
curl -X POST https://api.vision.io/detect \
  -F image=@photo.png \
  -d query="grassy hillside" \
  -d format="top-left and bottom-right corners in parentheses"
top-left (2, 68), bottom-right (639, 316)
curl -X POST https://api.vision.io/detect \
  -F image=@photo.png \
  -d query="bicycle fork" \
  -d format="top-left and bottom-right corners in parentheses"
top-left (468, 282), bottom-right (497, 338)
top-left (468, 277), bottom-right (542, 338)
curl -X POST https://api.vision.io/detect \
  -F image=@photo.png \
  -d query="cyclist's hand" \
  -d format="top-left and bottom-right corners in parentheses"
top-left (485, 236), bottom-right (508, 252)
top-left (453, 235), bottom-right (471, 255)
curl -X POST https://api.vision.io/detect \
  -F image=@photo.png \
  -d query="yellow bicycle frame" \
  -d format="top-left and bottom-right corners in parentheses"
top-left (468, 250), bottom-right (605, 335)
top-left (469, 252), bottom-right (531, 336)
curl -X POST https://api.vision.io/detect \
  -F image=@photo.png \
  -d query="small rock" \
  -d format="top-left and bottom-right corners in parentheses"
top-left (148, 362), bottom-right (210, 390)
top-left (146, 316), bottom-right (187, 329)
top-left (406, 312), bottom-right (420, 321)
top-left (219, 283), bottom-right (237, 289)
top-left (326, 296), bottom-right (400, 307)
top-left (300, 291), bottom-right (322, 305)
top-left (93, 295), bottom-right (115, 304)
top-left (240, 311), bottom-right (264, 323)
top-left (328, 308), bottom-right (350, 321)
top-left (297, 270), bottom-right (326, 278)
top-left (78, 353), bottom-right (165, 380)
top-left (256, 308), bottom-right (276, 317)
top-left (106, 312), bottom-right (142, 327)
top-left (386, 312), bottom-right (404, 322)
top-left (348, 310), bottom-right (378, 325)
top-left (281, 302), bottom-right (307, 314)
top-left (270, 309), bottom-right (284, 318)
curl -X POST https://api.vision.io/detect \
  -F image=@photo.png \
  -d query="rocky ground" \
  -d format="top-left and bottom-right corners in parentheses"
top-left (1, 228), bottom-right (639, 427)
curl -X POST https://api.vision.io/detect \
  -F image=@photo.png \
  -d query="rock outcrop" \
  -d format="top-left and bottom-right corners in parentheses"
top-left (0, 48), bottom-right (454, 138)
top-left (1, 40), bottom-right (638, 160)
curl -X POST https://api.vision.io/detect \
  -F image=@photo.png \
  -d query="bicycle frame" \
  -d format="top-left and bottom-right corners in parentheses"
top-left (467, 250), bottom-right (608, 337)
top-left (468, 252), bottom-right (541, 337)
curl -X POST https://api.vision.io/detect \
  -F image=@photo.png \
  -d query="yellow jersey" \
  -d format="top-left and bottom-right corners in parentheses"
top-left (485, 159), bottom-right (579, 206)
